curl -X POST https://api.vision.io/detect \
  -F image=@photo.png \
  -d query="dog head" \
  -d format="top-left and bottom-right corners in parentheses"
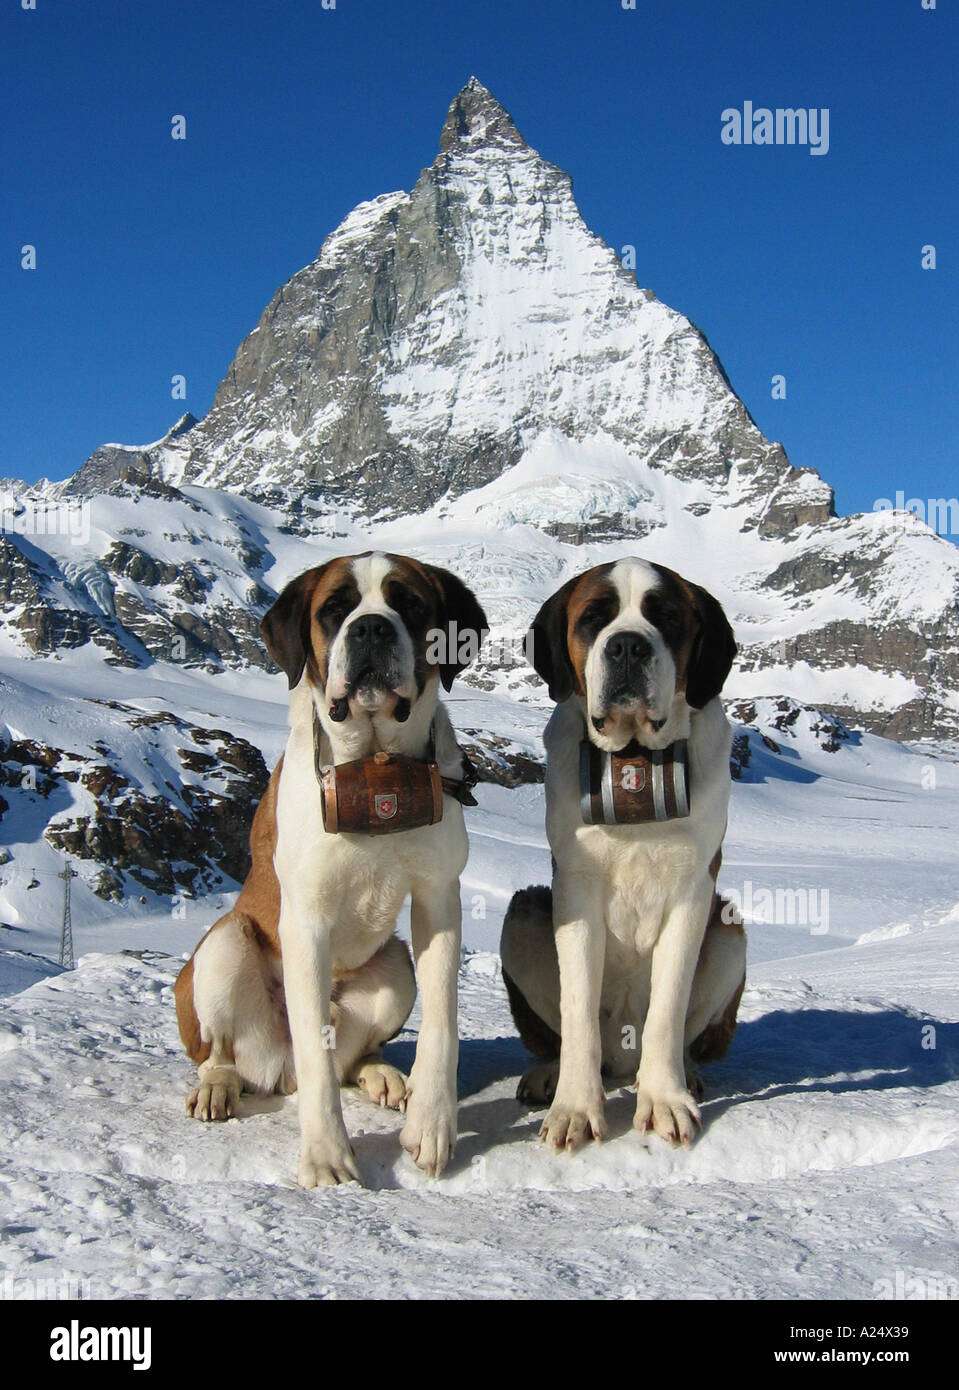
top-left (529, 558), bottom-right (736, 750)
top-left (261, 552), bottom-right (488, 724)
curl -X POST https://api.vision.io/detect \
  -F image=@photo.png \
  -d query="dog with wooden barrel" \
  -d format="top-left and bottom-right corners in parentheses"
top-left (174, 551), bottom-right (487, 1187)
top-left (501, 557), bottom-right (745, 1153)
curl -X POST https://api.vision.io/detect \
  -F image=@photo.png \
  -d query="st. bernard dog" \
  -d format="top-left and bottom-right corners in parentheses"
top-left (174, 552), bottom-right (487, 1187)
top-left (501, 557), bottom-right (745, 1150)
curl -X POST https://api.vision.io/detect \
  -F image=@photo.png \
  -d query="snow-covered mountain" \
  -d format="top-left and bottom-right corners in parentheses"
top-left (1, 78), bottom-right (958, 928)
top-left (150, 80), bottom-right (823, 526)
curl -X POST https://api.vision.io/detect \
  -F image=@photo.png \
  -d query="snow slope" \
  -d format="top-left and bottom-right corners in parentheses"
top-left (1, 729), bottom-right (957, 1300)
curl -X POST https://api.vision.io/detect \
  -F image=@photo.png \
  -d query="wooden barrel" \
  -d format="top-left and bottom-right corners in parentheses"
top-left (579, 738), bottom-right (690, 825)
top-left (320, 751), bottom-right (444, 835)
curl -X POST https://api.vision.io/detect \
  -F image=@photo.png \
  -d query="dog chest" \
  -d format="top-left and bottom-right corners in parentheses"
top-left (596, 831), bottom-right (701, 954)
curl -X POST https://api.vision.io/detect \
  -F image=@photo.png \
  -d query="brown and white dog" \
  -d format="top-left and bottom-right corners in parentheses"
top-left (501, 557), bottom-right (746, 1151)
top-left (174, 551), bottom-right (487, 1186)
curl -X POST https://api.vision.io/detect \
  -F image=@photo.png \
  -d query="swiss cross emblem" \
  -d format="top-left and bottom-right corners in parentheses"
top-left (620, 764), bottom-right (646, 792)
top-left (375, 793), bottom-right (397, 820)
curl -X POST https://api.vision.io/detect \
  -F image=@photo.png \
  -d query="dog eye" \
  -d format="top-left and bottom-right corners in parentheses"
top-left (319, 593), bottom-right (352, 622)
top-left (390, 587), bottom-right (426, 619)
top-left (651, 603), bottom-right (683, 635)
top-left (580, 601), bottom-right (613, 629)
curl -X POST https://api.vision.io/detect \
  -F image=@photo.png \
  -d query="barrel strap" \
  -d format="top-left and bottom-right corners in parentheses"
top-left (428, 720), bottom-right (480, 807)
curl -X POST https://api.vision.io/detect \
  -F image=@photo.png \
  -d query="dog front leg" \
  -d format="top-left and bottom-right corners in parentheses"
top-left (400, 881), bottom-right (460, 1177)
top-left (540, 874), bottom-right (608, 1151)
top-left (278, 903), bottom-right (361, 1188)
top-left (634, 886), bottom-right (712, 1147)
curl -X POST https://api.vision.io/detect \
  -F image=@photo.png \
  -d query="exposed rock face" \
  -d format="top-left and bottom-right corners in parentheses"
top-left (728, 697), bottom-right (853, 752)
top-left (63, 415), bottom-right (198, 499)
top-left (1, 718), bottom-right (269, 901)
top-left (0, 536), bottom-right (132, 663)
top-left (458, 730), bottom-right (546, 788)
top-left (0, 482), bottom-right (275, 672)
top-left (727, 698), bottom-right (856, 781)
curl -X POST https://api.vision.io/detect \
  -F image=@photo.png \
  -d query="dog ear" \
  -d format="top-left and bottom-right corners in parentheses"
top-left (529, 576), bottom-right (579, 703)
top-left (424, 565), bottom-right (489, 691)
top-left (685, 584), bottom-right (737, 709)
top-left (260, 567), bottom-right (325, 689)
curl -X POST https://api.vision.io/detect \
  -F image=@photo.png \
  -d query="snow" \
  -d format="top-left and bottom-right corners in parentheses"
top-left (377, 134), bottom-right (738, 456)
top-left (1, 718), bottom-right (958, 1299)
top-left (318, 192), bottom-right (407, 269)
top-left (732, 660), bottom-right (921, 711)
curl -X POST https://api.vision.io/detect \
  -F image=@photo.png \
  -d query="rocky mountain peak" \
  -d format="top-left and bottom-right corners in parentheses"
top-left (38, 79), bottom-right (959, 746)
top-left (438, 77), bottom-right (528, 154)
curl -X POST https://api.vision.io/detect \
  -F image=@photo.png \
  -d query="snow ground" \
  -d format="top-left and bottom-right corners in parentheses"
top-left (1, 728), bottom-right (958, 1300)
top-left (0, 928), bottom-right (956, 1300)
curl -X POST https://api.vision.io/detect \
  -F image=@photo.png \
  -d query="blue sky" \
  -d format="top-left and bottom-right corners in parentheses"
top-left (2, 0), bottom-right (955, 523)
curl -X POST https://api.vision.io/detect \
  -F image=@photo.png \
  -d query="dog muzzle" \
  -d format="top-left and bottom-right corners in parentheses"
top-left (579, 738), bottom-right (690, 825)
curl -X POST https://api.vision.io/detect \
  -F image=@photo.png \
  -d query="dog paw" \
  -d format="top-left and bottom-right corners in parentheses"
top-left (186, 1067), bottom-right (240, 1122)
top-left (517, 1059), bottom-right (560, 1106)
top-left (684, 1065), bottom-right (706, 1103)
top-left (634, 1087), bottom-right (702, 1147)
top-left (298, 1132), bottom-right (363, 1188)
top-left (399, 1094), bottom-right (456, 1177)
top-left (540, 1097), bottom-right (608, 1151)
top-left (354, 1060), bottom-right (408, 1110)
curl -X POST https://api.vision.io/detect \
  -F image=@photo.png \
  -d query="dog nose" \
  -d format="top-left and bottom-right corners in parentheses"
top-left (349, 614), bottom-right (395, 647)
top-left (605, 630), bottom-right (652, 668)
